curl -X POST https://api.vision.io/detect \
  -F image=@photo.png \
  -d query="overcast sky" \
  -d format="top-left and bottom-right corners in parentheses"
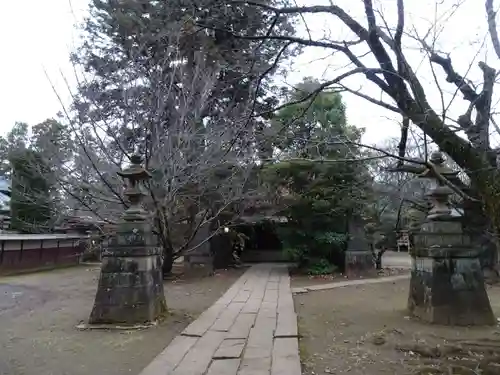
top-left (0, 0), bottom-right (496, 146)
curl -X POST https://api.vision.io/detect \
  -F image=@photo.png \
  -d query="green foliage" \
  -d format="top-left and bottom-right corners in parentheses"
top-left (0, 119), bottom-right (71, 232)
top-left (307, 259), bottom-right (338, 276)
top-left (263, 78), bottom-right (372, 270)
top-left (10, 150), bottom-right (53, 233)
top-left (0, 122), bottom-right (29, 177)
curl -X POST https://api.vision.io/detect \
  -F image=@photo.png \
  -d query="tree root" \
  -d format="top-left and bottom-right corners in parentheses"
top-left (398, 340), bottom-right (500, 375)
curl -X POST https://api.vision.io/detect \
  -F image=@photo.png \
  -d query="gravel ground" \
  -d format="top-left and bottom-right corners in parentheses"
top-left (295, 280), bottom-right (500, 375)
top-left (0, 265), bottom-right (244, 375)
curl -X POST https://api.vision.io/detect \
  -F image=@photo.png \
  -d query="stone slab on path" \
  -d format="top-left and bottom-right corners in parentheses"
top-left (137, 263), bottom-right (301, 375)
top-left (291, 274), bottom-right (410, 294)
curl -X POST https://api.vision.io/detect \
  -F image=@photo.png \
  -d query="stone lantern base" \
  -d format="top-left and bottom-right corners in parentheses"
top-left (345, 250), bottom-right (377, 277)
top-left (89, 220), bottom-right (166, 325)
top-left (408, 221), bottom-right (495, 326)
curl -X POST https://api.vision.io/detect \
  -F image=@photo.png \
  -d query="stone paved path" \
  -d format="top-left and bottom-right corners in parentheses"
top-left (139, 263), bottom-right (300, 375)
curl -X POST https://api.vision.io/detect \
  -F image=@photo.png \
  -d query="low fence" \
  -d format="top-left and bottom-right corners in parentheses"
top-left (0, 234), bottom-right (88, 273)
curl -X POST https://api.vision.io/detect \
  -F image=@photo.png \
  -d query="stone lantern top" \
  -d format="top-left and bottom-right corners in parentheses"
top-left (117, 155), bottom-right (152, 181)
top-left (117, 155), bottom-right (151, 221)
top-left (363, 222), bottom-right (377, 234)
top-left (407, 206), bottom-right (425, 231)
top-left (418, 151), bottom-right (459, 180)
top-left (418, 151), bottom-right (457, 221)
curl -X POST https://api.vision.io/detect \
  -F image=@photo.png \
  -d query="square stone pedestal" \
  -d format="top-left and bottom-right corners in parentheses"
top-left (345, 250), bottom-right (377, 278)
top-left (89, 221), bottom-right (167, 325)
top-left (408, 221), bottom-right (495, 326)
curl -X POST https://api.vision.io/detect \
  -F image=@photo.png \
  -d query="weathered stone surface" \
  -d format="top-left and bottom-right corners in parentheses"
top-left (271, 337), bottom-right (301, 375)
top-left (245, 318), bottom-right (275, 359)
top-left (182, 303), bottom-right (226, 337)
top-left (184, 223), bottom-right (214, 271)
top-left (139, 336), bottom-right (198, 375)
top-left (266, 281), bottom-right (279, 290)
top-left (275, 311), bottom-right (298, 338)
top-left (173, 330), bottom-right (226, 375)
top-left (213, 338), bottom-right (246, 359)
top-left (233, 290), bottom-right (251, 303)
top-left (211, 302), bottom-right (245, 332)
top-left (89, 251), bottom-right (166, 324)
top-left (278, 290), bottom-right (294, 312)
top-left (238, 357), bottom-right (271, 375)
top-left (408, 256), bottom-right (495, 325)
top-left (258, 303), bottom-right (277, 320)
top-left (227, 313), bottom-right (256, 339)
top-left (345, 250), bottom-right (377, 277)
top-left (241, 298), bottom-right (262, 314)
top-left (137, 264), bottom-right (299, 375)
top-left (206, 359), bottom-right (240, 375)
top-left (89, 157), bottom-right (167, 326)
top-left (263, 288), bottom-right (278, 302)
top-left (408, 152), bottom-right (495, 326)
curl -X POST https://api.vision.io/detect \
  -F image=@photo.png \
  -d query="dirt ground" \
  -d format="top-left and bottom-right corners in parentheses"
top-left (291, 251), bottom-right (411, 288)
top-left (295, 280), bottom-right (500, 375)
top-left (0, 265), bottom-right (244, 375)
top-left (291, 267), bottom-right (409, 288)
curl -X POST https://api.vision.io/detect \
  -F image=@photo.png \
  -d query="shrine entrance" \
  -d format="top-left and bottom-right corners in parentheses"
top-left (233, 217), bottom-right (288, 263)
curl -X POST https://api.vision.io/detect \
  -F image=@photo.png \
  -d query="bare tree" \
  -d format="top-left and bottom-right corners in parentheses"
top-left (42, 3), bottom-right (278, 274)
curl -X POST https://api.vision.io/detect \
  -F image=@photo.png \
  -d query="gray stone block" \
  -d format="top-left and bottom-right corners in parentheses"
top-left (266, 281), bottom-right (279, 290)
top-left (238, 357), bottom-right (271, 375)
top-left (213, 338), bottom-right (246, 359)
top-left (271, 353), bottom-right (301, 375)
top-left (345, 250), bottom-right (376, 277)
top-left (408, 256), bottom-right (495, 325)
top-left (173, 331), bottom-right (226, 375)
top-left (233, 290), bottom-right (251, 303)
top-left (275, 311), bottom-right (298, 338)
top-left (206, 359), bottom-right (240, 375)
top-left (182, 303), bottom-right (226, 337)
top-left (138, 336), bottom-right (198, 375)
top-left (211, 302), bottom-right (245, 332)
top-left (241, 298), bottom-right (262, 314)
top-left (271, 337), bottom-right (301, 375)
top-left (278, 290), bottom-right (294, 312)
top-left (89, 255), bottom-right (166, 325)
top-left (263, 288), bottom-right (278, 302)
top-left (227, 313), bottom-right (256, 339)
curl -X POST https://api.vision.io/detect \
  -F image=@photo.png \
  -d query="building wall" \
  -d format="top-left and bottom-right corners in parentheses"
top-left (0, 235), bottom-right (86, 273)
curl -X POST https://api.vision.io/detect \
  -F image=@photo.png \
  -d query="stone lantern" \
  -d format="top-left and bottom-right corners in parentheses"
top-left (88, 155), bottom-right (166, 326)
top-left (408, 151), bottom-right (494, 325)
top-left (407, 206), bottom-right (424, 233)
top-left (418, 151), bottom-right (458, 220)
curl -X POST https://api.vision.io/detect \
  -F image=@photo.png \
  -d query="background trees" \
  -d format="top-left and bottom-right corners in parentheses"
top-left (9, 150), bottom-right (53, 233)
top-left (5, 0), bottom-right (492, 272)
top-left (0, 120), bottom-right (69, 233)
top-left (262, 78), bottom-right (372, 272)
top-left (53, 0), bottom-right (299, 273)
top-left (197, 0), bottom-right (500, 264)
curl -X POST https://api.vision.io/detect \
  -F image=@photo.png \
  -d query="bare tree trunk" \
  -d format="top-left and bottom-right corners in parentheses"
top-left (162, 245), bottom-right (174, 276)
top-left (375, 254), bottom-right (382, 270)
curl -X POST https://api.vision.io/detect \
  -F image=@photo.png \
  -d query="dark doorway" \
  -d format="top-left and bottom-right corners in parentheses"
top-left (234, 220), bottom-right (287, 263)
